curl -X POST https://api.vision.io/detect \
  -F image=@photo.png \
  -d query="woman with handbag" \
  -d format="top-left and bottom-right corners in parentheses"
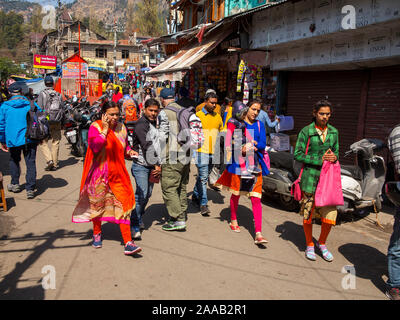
top-left (216, 100), bottom-right (270, 245)
top-left (294, 100), bottom-right (340, 262)
top-left (129, 98), bottom-right (162, 240)
top-left (72, 101), bottom-right (142, 256)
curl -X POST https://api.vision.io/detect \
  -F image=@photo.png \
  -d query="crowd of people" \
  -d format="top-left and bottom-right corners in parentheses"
top-left (0, 76), bottom-right (399, 300)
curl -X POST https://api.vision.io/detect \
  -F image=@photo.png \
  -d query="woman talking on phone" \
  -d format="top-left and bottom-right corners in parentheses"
top-left (294, 100), bottom-right (339, 262)
top-left (72, 101), bottom-right (142, 256)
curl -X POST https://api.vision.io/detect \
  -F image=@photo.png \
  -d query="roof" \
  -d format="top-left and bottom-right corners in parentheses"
top-left (62, 53), bottom-right (88, 64)
top-left (60, 11), bottom-right (73, 23)
top-left (146, 25), bottom-right (232, 82)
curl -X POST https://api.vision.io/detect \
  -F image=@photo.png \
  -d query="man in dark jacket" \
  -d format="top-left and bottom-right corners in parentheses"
top-left (0, 85), bottom-right (42, 199)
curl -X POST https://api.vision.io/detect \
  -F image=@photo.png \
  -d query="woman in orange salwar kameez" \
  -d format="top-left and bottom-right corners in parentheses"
top-left (72, 101), bottom-right (142, 256)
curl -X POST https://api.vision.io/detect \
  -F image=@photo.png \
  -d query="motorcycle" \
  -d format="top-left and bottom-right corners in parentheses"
top-left (63, 96), bottom-right (101, 157)
top-left (262, 138), bottom-right (387, 216)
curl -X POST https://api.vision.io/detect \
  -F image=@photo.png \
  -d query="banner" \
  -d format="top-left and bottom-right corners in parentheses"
top-left (84, 57), bottom-right (108, 70)
top-left (33, 55), bottom-right (57, 70)
top-left (62, 62), bottom-right (88, 79)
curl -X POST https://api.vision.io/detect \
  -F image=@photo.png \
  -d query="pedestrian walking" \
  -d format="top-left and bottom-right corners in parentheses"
top-left (192, 91), bottom-right (223, 216)
top-left (257, 104), bottom-right (280, 134)
top-left (294, 100), bottom-right (339, 262)
top-left (37, 76), bottom-right (64, 171)
top-left (142, 87), bottom-right (154, 104)
top-left (72, 101), bottom-right (142, 256)
top-left (130, 98), bottom-right (162, 240)
top-left (121, 86), bottom-right (140, 123)
top-left (112, 87), bottom-right (123, 104)
top-left (131, 86), bottom-right (141, 105)
top-left (386, 124), bottom-right (400, 300)
top-left (158, 88), bottom-right (190, 231)
top-left (196, 89), bottom-right (221, 115)
top-left (0, 85), bottom-right (41, 199)
top-left (215, 100), bottom-right (269, 245)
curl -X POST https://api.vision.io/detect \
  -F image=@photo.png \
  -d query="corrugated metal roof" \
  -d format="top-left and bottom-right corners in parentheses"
top-left (146, 26), bottom-right (232, 81)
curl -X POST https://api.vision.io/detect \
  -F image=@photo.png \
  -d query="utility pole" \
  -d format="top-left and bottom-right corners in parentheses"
top-left (106, 19), bottom-right (125, 84)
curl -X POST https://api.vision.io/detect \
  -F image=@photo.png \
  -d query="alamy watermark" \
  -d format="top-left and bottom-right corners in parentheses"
top-left (341, 265), bottom-right (356, 290)
top-left (41, 265), bottom-right (56, 290)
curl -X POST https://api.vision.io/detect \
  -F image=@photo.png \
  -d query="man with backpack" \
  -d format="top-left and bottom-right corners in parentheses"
top-left (0, 85), bottom-right (43, 199)
top-left (158, 88), bottom-right (204, 231)
top-left (38, 76), bottom-right (64, 171)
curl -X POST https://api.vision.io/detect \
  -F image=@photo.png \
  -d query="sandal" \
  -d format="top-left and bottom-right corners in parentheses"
top-left (317, 242), bottom-right (334, 262)
top-left (254, 233), bottom-right (268, 244)
top-left (229, 222), bottom-right (240, 233)
top-left (305, 246), bottom-right (316, 261)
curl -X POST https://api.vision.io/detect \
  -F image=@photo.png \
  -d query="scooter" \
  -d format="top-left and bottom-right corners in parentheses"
top-left (262, 138), bottom-right (386, 216)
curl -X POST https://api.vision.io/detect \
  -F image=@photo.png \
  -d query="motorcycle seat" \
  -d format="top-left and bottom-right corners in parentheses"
top-left (268, 151), bottom-right (295, 172)
top-left (341, 165), bottom-right (363, 181)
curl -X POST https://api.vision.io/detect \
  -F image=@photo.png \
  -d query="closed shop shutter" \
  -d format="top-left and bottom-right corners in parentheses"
top-left (286, 70), bottom-right (364, 164)
top-left (364, 66), bottom-right (400, 142)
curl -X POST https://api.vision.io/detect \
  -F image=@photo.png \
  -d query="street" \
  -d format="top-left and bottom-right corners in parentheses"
top-left (0, 135), bottom-right (396, 300)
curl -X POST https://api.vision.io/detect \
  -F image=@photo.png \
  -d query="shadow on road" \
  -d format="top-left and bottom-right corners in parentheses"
top-left (275, 221), bottom-right (308, 252)
top-left (338, 243), bottom-right (388, 294)
top-left (142, 203), bottom-right (169, 229)
top-left (57, 156), bottom-right (80, 170)
top-left (33, 174), bottom-right (68, 196)
top-left (0, 229), bottom-right (91, 300)
top-left (218, 205), bottom-right (256, 238)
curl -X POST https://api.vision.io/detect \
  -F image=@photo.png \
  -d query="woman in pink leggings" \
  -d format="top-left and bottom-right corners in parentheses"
top-left (216, 100), bottom-right (269, 245)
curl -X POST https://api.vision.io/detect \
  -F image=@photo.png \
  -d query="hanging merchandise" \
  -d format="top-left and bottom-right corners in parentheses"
top-left (237, 60), bottom-right (246, 92)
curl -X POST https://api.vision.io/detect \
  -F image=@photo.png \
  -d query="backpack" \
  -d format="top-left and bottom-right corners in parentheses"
top-left (165, 103), bottom-right (204, 148)
top-left (123, 98), bottom-right (139, 123)
top-left (43, 89), bottom-right (63, 123)
top-left (25, 99), bottom-right (49, 141)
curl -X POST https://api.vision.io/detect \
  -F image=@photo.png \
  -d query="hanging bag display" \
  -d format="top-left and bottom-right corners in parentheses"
top-left (314, 160), bottom-right (344, 207)
top-left (291, 137), bottom-right (310, 201)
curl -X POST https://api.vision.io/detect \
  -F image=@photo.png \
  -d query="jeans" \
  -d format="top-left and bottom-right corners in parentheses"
top-left (193, 152), bottom-right (214, 206)
top-left (130, 162), bottom-right (154, 231)
top-left (9, 143), bottom-right (37, 191)
top-left (388, 206), bottom-right (400, 289)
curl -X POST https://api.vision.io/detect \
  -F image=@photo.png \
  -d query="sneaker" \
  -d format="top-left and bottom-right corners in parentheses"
top-left (316, 242), bottom-right (334, 262)
top-left (7, 184), bottom-right (22, 193)
top-left (200, 205), bottom-right (211, 217)
top-left (26, 190), bottom-right (35, 199)
top-left (124, 241), bottom-right (142, 255)
top-left (162, 220), bottom-right (186, 231)
top-left (45, 161), bottom-right (54, 171)
top-left (92, 233), bottom-right (102, 248)
top-left (50, 164), bottom-right (59, 171)
top-left (305, 246), bottom-right (316, 261)
top-left (386, 287), bottom-right (400, 300)
top-left (133, 231), bottom-right (142, 240)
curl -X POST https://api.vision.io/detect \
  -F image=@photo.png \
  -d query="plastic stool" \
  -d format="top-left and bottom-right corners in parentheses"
top-left (0, 172), bottom-right (7, 212)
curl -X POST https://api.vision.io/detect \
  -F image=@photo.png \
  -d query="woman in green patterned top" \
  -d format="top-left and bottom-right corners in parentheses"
top-left (294, 100), bottom-right (339, 262)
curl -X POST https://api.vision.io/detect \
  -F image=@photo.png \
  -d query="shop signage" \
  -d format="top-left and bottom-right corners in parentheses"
top-left (33, 54), bottom-right (57, 70)
top-left (84, 57), bottom-right (107, 70)
top-left (62, 62), bottom-right (88, 79)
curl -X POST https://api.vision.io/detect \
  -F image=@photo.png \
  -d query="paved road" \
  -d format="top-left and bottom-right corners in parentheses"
top-left (0, 135), bottom-right (396, 300)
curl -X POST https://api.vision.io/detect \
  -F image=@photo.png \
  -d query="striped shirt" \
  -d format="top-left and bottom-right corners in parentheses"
top-left (388, 125), bottom-right (400, 175)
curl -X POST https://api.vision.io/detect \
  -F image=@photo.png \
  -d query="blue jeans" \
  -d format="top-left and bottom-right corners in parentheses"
top-left (9, 143), bottom-right (37, 191)
top-left (130, 162), bottom-right (154, 231)
top-left (193, 152), bottom-right (214, 206)
top-left (388, 206), bottom-right (400, 289)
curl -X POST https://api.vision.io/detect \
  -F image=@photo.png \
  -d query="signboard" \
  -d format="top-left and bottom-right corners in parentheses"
top-left (84, 57), bottom-right (107, 70)
top-left (33, 55), bottom-right (57, 70)
top-left (62, 62), bottom-right (88, 79)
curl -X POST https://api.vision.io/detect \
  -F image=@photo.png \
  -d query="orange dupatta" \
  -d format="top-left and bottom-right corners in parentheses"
top-left (80, 120), bottom-right (135, 212)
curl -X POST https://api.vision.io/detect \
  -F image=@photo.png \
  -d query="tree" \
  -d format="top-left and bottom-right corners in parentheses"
top-left (0, 57), bottom-right (23, 81)
top-left (0, 10), bottom-right (24, 50)
top-left (129, 0), bottom-right (167, 37)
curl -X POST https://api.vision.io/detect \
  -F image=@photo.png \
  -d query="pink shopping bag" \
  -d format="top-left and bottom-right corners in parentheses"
top-left (314, 160), bottom-right (344, 207)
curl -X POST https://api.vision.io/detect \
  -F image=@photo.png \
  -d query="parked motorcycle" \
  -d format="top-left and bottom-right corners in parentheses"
top-left (262, 138), bottom-right (387, 216)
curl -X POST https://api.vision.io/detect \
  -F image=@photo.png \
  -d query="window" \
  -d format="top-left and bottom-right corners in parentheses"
top-left (74, 47), bottom-right (79, 54)
top-left (96, 48), bottom-right (107, 58)
top-left (122, 49), bottom-right (129, 59)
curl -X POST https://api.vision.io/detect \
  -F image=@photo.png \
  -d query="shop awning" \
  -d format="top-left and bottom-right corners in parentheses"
top-left (146, 27), bottom-right (232, 82)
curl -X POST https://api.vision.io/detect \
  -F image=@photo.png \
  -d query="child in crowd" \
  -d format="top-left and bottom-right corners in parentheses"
top-left (225, 101), bottom-right (261, 177)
